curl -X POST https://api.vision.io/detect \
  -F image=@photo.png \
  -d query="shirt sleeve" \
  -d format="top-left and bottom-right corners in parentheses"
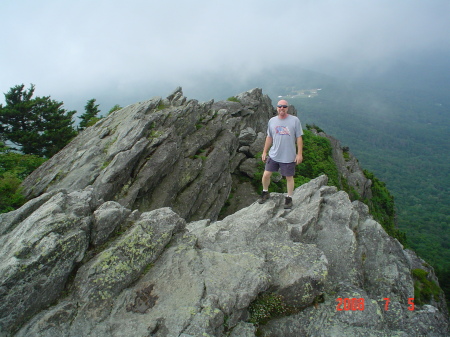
top-left (295, 117), bottom-right (303, 137)
top-left (267, 119), bottom-right (273, 138)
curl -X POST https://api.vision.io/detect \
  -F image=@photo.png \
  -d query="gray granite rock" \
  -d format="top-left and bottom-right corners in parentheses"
top-left (1, 88), bottom-right (448, 336)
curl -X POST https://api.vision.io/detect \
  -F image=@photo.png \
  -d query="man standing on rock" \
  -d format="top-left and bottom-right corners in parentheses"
top-left (258, 99), bottom-right (303, 209)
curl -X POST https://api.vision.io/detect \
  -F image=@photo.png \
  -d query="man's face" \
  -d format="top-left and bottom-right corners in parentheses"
top-left (277, 100), bottom-right (289, 118)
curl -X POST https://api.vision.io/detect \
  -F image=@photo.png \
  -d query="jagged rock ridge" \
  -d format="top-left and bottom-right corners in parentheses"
top-left (0, 88), bottom-right (448, 336)
top-left (19, 87), bottom-right (272, 222)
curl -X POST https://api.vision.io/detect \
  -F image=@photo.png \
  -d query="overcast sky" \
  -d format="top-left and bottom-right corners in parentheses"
top-left (1, 0), bottom-right (450, 115)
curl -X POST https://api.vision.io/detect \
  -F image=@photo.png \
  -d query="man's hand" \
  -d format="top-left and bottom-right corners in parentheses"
top-left (295, 153), bottom-right (303, 165)
top-left (261, 152), bottom-right (268, 162)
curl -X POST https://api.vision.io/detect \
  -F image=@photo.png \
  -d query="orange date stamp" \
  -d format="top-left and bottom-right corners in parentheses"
top-left (336, 298), bottom-right (415, 311)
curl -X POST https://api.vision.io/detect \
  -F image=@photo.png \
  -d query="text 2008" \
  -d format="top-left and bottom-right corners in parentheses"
top-left (336, 298), bottom-right (415, 311)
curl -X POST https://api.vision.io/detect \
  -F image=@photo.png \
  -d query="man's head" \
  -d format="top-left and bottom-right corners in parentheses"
top-left (277, 100), bottom-right (289, 118)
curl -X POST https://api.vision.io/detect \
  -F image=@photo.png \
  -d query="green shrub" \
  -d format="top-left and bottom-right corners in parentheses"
top-left (248, 293), bottom-right (290, 325)
top-left (157, 101), bottom-right (168, 110)
top-left (108, 104), bottom-right (122, 115)
top-left (343, 151), bottom-right (350, 161)
top-left (412, 268), bottom-right (441, 305)
top-left (0, 151), bottom-right (47, 179)
top-left (227, 96), bottom-right (240, 103)
top-left (0, 172), bottom-right (27, 213)
top-left (363, 169), bottom-right (407, 245)
top-left (296, 130), bottom-right (340, 188)
top-left (0, 146), bottom-right (47, 213)
top-left (306, 123), bottom-right (325, 133)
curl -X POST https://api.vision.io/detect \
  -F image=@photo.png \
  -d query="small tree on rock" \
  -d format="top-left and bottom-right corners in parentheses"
top-left (79, 98), bottom-right (101, 130)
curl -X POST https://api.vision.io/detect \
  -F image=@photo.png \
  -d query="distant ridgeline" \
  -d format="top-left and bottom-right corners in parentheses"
top-left (0, 88), bottom-right (448, 336)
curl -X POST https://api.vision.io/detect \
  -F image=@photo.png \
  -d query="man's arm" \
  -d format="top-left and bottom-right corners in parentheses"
top-left (261, 136), bottom-right (273, 162)
top-left (295, 136), bottom-right (303, 165)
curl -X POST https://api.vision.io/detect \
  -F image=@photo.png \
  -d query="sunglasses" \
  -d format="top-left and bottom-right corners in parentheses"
top-left (277, 105), bottom-right (288, 108)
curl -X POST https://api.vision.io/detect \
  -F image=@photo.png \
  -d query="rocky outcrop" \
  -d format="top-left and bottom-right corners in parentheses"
top-left (20, 87), bottom-right (273, 222)
top-left (2, 176), bottom-right (448, 336)
top-left (1, 88), bottom-right (449, 336)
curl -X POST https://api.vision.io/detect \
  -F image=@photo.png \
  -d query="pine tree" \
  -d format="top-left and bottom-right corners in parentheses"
top-left (79, 98), bottom-right (101, 130)
top-left (0, 84), bottom-right (77, 157)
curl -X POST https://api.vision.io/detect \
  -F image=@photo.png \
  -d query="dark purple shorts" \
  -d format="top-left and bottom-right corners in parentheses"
top-left (265, 157), bottom-right (296, 177)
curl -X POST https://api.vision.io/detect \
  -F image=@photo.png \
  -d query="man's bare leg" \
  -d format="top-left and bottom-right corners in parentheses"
top-left (262, 171), bottom-right (273, 191)
top-left (286, 176), bottom-right (294, 197)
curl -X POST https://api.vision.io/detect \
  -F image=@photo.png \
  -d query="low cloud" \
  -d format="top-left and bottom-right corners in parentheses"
top-left (1, 0), bottom-right (449, 113)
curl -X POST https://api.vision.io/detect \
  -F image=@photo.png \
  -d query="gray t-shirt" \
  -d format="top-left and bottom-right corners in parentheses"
top-left (267, 114), bottom-right (303, 163)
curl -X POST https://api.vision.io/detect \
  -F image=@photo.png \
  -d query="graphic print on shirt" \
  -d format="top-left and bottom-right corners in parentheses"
top-left (275, 126), bottom-right (291, 136)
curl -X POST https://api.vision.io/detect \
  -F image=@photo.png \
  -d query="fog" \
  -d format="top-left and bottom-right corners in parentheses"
top-left (1, 0), bottom-right (449, 115)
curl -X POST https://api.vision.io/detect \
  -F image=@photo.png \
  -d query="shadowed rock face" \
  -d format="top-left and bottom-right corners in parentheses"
top-left (1, 89), bottom-right (448, 336)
